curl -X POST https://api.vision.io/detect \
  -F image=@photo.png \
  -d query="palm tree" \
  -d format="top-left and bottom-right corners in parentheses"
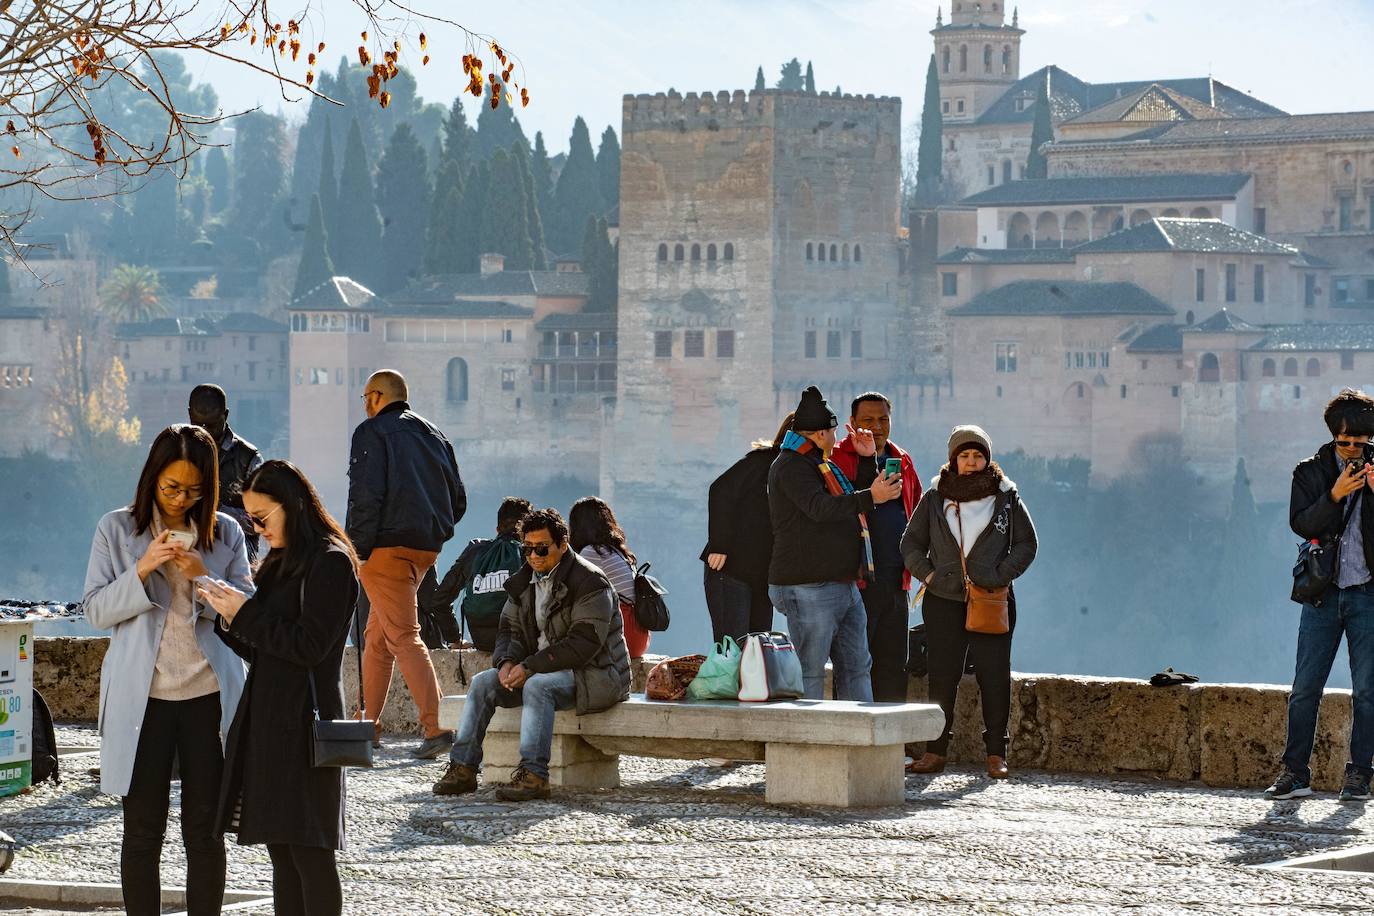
top-left (99, 265), bottom-right (166, 324)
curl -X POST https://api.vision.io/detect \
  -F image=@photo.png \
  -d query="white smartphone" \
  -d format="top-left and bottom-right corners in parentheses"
top-left (165, 530), bottom-right (196, 550)
top-left (193, 575), bottom-right (219, 591)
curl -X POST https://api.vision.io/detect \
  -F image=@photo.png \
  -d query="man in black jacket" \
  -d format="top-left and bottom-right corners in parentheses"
top-left (188, 384), bottom-right (263, 559)
top-left (767, 386), bottom-right (901, 701)
top-left (348, 370), bottom-right (467, 760)
top-left (432, 508), bottom-right (630, 801)
top-left (1271, 389), bottom-right (1374, 802)
top-left (424, 496), bottom-right (532, 651)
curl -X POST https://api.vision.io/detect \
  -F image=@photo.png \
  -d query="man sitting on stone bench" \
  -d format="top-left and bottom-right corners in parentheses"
top-left (432, 507), bottom-right (632, 801)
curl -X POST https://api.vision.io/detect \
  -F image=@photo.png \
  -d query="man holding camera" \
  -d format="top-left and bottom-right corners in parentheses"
top-left (1271, 389), bottom-right (1374, 801)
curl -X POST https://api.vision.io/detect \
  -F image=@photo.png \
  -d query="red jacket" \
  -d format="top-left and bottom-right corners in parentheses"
top-left (830, 436), bottom-right (923, 591)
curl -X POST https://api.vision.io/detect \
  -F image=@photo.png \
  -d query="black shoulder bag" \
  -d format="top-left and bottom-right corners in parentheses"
top-left (1291, 495), bottom-right (1359, 606)
top-left (302, 579), bottom-right (375, 768)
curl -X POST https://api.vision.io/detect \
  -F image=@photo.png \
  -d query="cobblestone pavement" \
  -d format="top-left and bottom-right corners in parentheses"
top-left (0, 726), bottom-right (1370, 914)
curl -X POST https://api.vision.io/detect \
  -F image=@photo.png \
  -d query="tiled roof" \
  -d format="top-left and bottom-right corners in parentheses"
top-left (959, 173), bottom-right (1251, 207)
top-left (948, 280), bottom-right (1174, 317)
top-left (114, 317), bottom-right (217, 338)
top-left (936, 247), bottom-right (1077, 265)
top-left (1125, 322), bottom-right (1184, 353)
top-left (1185, 309), bottom-right (1262, 333)
top-left (1057, 111), bottom-right (1374, 148)
top-left (380, 300), bottom-right (534, 319)
top-left (1074, 218), bottom-right (1296, 256)
top-left (288, 276), bottom-right (380, 311)
top-left (395, 270), bottom-right (590, 300)
top-left (1061, 83), bottom-right (1230, 125)
top-left (975, 67), bottom-right (1283, 127)
top-left (536, 311), bottom-right (617, 330)
top-left (1250, 324), bottom-right (1374, 352)
top-left (214, 312), bottom-right (288, 333)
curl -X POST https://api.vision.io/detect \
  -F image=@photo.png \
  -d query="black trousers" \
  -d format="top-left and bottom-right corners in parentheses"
top-left (121, 693), bottom-right (225, 916)
top-left (862, 577), bottom-right (910, 702)
top-left (923, 590), bottom-right (1014, 758)
top-left (703, 568), bottom-right (774, 644)
top-left (267, 843), bottom-right (342, 916)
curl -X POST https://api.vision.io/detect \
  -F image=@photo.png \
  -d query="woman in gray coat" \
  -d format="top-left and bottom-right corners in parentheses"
top-left (82, 425), bottom-right (251, 916)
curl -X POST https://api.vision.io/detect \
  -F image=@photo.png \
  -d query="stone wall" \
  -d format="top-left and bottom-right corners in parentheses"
top-left (34, 637), bottom-right (1359, 791)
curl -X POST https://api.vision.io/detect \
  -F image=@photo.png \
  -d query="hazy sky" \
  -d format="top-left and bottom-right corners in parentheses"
top-left (186, 0), bottom-right (1374, 155)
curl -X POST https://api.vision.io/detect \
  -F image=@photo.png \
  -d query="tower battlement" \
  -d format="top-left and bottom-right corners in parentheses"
top-left (622, 89), bottom-right (901, 131)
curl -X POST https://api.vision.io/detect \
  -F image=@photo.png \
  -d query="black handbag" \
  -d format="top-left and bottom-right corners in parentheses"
top-left (1291, 496), bottom-right (1358, 606)
top-left (303, 581), bottom-right (375, 768)
top-left (632, 562), bottom-right (671, 632)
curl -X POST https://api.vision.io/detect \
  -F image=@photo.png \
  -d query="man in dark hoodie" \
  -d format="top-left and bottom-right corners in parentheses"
top-left (767, 386), bottom-right (902, 701)
top-left (1269, 389), bottom-right (1374, 802)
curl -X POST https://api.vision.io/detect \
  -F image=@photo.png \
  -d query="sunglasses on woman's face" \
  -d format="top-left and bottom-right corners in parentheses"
top-left (520, 542), bottom-right (553, 557)
top-left (247, 503), bottom-right (283, 531)
top-left (1336, 439), bottom-right (1372, 449)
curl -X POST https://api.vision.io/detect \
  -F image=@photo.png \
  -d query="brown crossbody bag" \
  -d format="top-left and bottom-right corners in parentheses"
top-left (955, 499), bottom-right (1012, 635)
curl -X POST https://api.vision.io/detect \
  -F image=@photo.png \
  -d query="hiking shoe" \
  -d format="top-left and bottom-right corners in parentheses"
top-left (496, 766), bottom-right (551, 802)
top-left (1264, 769), bottom-right (1312, 800)
top-left (413, 731), bottom-right (455, 760)
top-left (432, 761), bottom-right (478, 796)
top-left (1339, 770), bottom-right (1371, 802)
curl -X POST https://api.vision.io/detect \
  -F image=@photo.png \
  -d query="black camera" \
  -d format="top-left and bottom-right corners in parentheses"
top-left (1350, 443), bottom-right (1374, 472)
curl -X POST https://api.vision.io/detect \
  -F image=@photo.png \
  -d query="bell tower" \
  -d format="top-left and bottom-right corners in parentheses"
top-left (932, 3), bottom-right (1024, 123)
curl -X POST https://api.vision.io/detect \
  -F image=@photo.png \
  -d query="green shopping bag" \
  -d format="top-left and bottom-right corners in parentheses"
top-left (686, 638), bottom-right (741, 700)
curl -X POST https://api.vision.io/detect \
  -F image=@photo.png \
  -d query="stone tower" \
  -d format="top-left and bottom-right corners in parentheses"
top-left (605, 88), bottom-right (903, 566)
top-left (932, 2), bottom-right (1024, 123)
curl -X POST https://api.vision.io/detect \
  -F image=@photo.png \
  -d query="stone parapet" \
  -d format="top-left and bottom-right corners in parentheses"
top-left (32, 639), bottom-right (1352, 791)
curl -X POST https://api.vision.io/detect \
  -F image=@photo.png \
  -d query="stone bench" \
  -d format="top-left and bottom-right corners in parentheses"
top-left (438, 693), bottom-right (944, 807)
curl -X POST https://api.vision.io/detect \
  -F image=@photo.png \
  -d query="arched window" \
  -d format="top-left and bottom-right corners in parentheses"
top-left (691, 243), bottom-right (701, 261)
top-left (723, 243), bottom-right (735, 261)
top-left (1002, 46), bottom-right (1011, 74)
top-left (674, 243), bottom-right (684, 261)
top-left (854, 244), bottom-right (862, 262)
top-left (1262, 358), bottom-right (1276, 377)
top-left (1306, 358), bottom-right (1321, 377)
top-left (1283, 358), bottom-right (1299, 377)
top-left (842, 243), bottom-right (850, 262)
top-left (942, 46), bottom-right (950, 73)
top-left (818, 244), bottom-right (826, 262)
top-left (829, 243), bottom-right (838, 261)
top-left (1002, 159), bottom-right (1012, 183)
top-left (1198, 352), bottom-right (1220, 382)
top-left (1185, 310), bottom-right (1195, 325)
top-left (657, 243), bottom-right (668, 262)
top-left (446, 357), bottom-right (469, 402)
top-left (984, 45), bottom-right (993, 73)
top-left (707, 243), bottom-right (717, 261)
top-left (959, 45), bottom-right (968, 72)
top-left (806, 242), bottom-right (813, 261)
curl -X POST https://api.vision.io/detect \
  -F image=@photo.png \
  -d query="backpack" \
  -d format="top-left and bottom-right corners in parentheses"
top-left (31, 688), bottom-right (59, 787)
top-left (460, 537), bottom-right (524, 651)
top-left (632, 563), bottom-right (671, 632)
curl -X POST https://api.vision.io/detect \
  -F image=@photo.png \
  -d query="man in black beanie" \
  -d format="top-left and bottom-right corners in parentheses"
top-left (767, 386), bottom-right (902, 700)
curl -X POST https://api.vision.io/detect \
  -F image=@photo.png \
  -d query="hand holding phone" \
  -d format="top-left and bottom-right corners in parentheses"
top-left (884, 457), bottom-right (902, 480)
top-left (164, 529), bottom-right (196, 550)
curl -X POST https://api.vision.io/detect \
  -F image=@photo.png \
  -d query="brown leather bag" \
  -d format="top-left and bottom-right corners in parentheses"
top-left (955, 502), bottom-right (1011, 635)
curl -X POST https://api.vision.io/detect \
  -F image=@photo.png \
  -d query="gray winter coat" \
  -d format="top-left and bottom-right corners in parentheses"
top-left (901, 474), bottom-right (1038, 602)
top-left (493, 550), bottom-right (632, 715)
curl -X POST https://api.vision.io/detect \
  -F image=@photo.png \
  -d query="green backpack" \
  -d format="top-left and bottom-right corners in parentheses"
top-left (460, 537), bottom-right (523, 651)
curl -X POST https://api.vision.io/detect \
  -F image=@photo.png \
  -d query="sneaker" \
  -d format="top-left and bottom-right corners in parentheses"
top-left (495, 766), bottom-right (551, 802)
top-left (1264, 768), bottom-right (1312, 800)
top-left (432, 761), bottom-right (478, 796)
top-left (413, 731), bottom-right (455, 760)
top-left (1339, 770), bottom-right (1371, 802)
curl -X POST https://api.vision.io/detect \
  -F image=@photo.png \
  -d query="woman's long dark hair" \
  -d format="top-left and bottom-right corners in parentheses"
top-left (244, 460), bottom-right (358, 585)
top-left (131, 425), bottom-right (220, 551)
top-left (568, 497), bottom-right (635, 565)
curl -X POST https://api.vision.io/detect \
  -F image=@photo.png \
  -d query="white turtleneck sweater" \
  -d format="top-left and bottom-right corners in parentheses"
top-left (944, 493), bottom-right (997, 557)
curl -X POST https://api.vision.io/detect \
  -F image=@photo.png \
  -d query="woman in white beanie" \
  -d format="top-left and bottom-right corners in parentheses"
top-left (900, 425), bottom-right (1037, 779)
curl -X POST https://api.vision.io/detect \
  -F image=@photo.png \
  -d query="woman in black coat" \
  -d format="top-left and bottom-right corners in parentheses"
top-left (699, 412), bottom-right (793, 643)
top-left (197, 460), bottom-right (360, 916)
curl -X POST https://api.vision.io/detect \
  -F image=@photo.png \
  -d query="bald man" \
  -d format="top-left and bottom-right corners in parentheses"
top-left (348, 370), bottom-right (467, 759)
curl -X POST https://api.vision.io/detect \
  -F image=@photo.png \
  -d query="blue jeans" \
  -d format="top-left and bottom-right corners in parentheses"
top-left (1282, 582), bottom-right (1374, 780)
top-left (449, 667), bottom-right (577, 780)
top-left (769, 582), bottom-right (873, 701)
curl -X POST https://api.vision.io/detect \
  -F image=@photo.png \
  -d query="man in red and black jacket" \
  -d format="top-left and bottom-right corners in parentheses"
top-left (831, 392), bottom-right (923, 702)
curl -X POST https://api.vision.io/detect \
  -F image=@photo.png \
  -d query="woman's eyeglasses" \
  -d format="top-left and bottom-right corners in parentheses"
top-left (158, 482), bottom-right (203, 502)
top-left (520, 543), bottom-right (553, 557)
top-left (247, 504), bottom-right (283, 530)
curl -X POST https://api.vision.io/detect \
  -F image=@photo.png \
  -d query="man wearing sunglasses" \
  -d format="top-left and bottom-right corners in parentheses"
top-left (433, 508), bottom-right (631, 802)
top-left (1273, 389), bottom-right (1374, 802)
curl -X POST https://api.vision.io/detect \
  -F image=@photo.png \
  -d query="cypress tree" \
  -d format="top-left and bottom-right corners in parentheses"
top-left (316, 122), bottom-right (338, 248)
top-left (453, 161), bottom-right (489, 273)
top-left (754, 66), bottom-right (766, 91)
top-left (292, 194), bottom-right (336, 300)
top-left (1026, 76), bottom-right (1053, 180)
top-left (229, 111), bottom-right (286, 241)
top-left (511, 141), bottom-right (547, 269)
top-left (479, 150), bottom-right (533, 270)
top-left (332, 118), bottom-right (383, 290)
top-left (130, 168), bottom-right (179, 263)
top-left (804, 61), bottom-right (816, 94)
top-left (531, 131), bottom-right (555, 223)
top-left (441, 96), bottom-right (473, 176)
top-left (549, 117), bottom-right (604, 254)
top-left (474, 101), bottom-right (529, 161)
top-left (425, 160), bottom-right (465, 275)
top-left (376, 123), bottom-right (431, 293)
top-left (0, 254), bottom-right (11, 306)
top-left (204, 146), bottom-right (230, 213)
top-left (916, 54), bottom-right (944, 205)
top-left (582, 215), bottom-right (616, 312)
top-left (289, 70), bottom-right (338, 227)
top-left (596, 126), bottom-right (620, 212)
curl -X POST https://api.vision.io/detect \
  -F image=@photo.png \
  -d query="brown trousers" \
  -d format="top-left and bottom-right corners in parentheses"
top-left (360, 546), bottom-right (443, 738)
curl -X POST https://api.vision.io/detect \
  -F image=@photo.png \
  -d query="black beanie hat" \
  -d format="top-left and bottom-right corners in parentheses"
top-left (793, 386), bottom-right (838, 431)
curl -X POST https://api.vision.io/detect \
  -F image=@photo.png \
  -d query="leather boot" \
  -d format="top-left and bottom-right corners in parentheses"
top-left (986, 755), bottom-right (1009, 779)
top-left (907, 752), bottom-right (947, 774)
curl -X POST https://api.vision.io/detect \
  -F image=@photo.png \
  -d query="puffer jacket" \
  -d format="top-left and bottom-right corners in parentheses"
top-left (900, 472), bottom-right (1038, 602)
top-left (493, 549), bottom-right (632, 715)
